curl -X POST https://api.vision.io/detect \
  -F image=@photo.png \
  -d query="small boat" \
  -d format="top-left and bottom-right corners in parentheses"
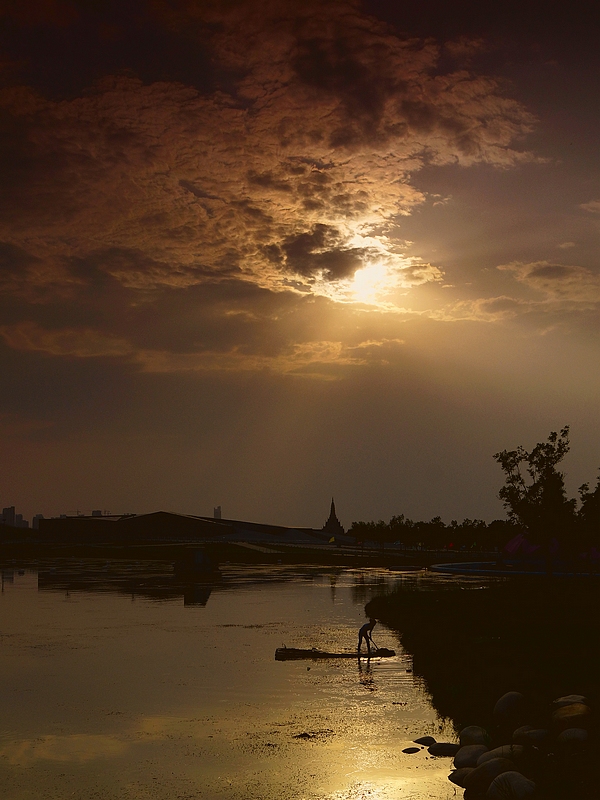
top-left (275, 646), bottom-right (395, 660)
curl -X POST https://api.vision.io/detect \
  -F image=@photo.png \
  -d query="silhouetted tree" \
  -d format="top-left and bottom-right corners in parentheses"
top-left (448, 518), bottom-right (489, 549)
top-left (349, 519), bottom-right (390, 549)
top-left (388, 514), bottom-right (418, 546)
top-left (493, 426), bottom-right (577, 569)
top-left (577, 471), bottom-right (600, 551)
top-left (414, 516), bottom-right (447, 548)
top-left (486, 519), bottom-right (520, 549)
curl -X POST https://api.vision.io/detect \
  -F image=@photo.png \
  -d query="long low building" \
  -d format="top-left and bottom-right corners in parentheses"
top-left (35, 510), bottom-right (354, 546)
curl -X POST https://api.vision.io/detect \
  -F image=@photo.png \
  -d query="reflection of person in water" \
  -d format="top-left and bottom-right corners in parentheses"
top-left (357, 658), bottom-right (375, 690)
top-left (357, 618), bottom-right (377, 656)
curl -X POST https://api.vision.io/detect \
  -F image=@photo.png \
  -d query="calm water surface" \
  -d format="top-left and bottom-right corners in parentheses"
top-left (0, 562), bottom-right (458, 800)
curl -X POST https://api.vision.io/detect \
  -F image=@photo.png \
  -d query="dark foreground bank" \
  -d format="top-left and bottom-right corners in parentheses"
top-left (367, 577), bottom-right (600, 725)
top-left (367, 576), bottom-right (599, 798)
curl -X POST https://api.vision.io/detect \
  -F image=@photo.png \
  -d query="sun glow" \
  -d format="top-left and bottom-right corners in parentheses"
top-left (302, 228), bottom-right (443, 307)
top-left (349, 262), bottom-right (392, 304)
top-left (312, 260), bottom-right (405, 307)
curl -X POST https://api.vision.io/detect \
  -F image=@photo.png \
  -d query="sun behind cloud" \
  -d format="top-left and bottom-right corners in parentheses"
top-left (349, 262), bottom-right (391, 304)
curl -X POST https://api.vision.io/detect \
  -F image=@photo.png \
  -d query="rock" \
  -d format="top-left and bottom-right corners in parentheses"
top-left (555, 727), bottom-right (589, 751)
top-left (512, 724), bottom-right (532, 737)
top-left (477, 744), bottom-right (525, 766)
top-left (413, 735), bottom-right (436, 746)
top-left (448, 767), bottom-right (474, 787)
top-left (486, 771), bottom-right (536, 799)
top-left (463, 758), bottom-right (515, 794)
top-left (428, 742), bottom-right (460, 757)
top-left (455, 745), bottom-right (489, 769)
top-left (460, 725), bottom-right (489, 746)
top-left (552, 694), bottom-right (587, 708)
top-left (493, 692), bottom-right (527, 728)
top-left (402, 747), bottom-right (420, 754)
top-left (551, 702), bottom-right (591, 733)
top-left (512, 726), bottom-right (549, 746)
top-left (464, 789), bottom-right (484, 800)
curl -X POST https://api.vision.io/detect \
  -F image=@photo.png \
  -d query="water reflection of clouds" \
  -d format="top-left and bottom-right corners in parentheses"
top-left (0, 714), bottom-right (217, 768)
top-left (135, 714), bottom-right (209, 741)
top-left (1, 714), bottom-right (221, 767)
top-left (0, 733), bottom-right (128, 764)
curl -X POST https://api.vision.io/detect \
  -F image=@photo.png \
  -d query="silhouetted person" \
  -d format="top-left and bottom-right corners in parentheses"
top-left (357, 618), bottom-right (377, 656)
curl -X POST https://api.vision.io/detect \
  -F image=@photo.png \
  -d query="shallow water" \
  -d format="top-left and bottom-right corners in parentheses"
top-left (0, 562), bottom-right (459, 800)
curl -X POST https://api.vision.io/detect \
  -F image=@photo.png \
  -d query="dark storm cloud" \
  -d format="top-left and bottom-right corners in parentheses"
top-left (0, 242), bottom-right (38, 281)
top-left (282, 224), bottom-right (366, 281)
top-left (364, 0), bottom-right (600, 58)
top-left (0, 0), bottom-right (215, 98)
top-left (289, 22), bottom-right (509, 156)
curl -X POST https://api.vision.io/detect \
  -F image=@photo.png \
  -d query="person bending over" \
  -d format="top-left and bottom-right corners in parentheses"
top-left (357, 618), bottom-right (377, 656)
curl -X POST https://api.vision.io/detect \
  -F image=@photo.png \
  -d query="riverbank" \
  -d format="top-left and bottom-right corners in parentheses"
top-left (0, 539), bottom-right (498, 568)
top-left (366, 577), bottom-right (600, 733)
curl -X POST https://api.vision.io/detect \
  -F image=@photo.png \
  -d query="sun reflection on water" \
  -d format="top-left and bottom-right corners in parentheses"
top-left (0, 564), bottom-right (456, 800)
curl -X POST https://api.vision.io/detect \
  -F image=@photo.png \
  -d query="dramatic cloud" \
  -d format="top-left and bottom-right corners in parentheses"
top-left (499, 261), bottom-right (600, 303)
top-left (0, 0), bottom-right (536, 340)
top-left (440, 261), bottom-right (600, 333)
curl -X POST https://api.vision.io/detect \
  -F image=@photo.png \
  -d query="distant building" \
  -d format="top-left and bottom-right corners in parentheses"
top-left (92, 510), bottom-right (103, 517)
top-left (322, 498), bottom-right (345, 537)
top-left (2, 506), bottom-right (16, 526)
top-left (38, 511), bottom-right (230, 544)
top-left (213, 506), bottom-right (222, 520)
top-left (0, 506), bottom-right (29, 529)
top-left (32, 514), bottom-right (44, 530)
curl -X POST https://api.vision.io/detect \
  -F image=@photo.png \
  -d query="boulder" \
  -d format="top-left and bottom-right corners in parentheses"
top-left (460, 725), bottom-right (489, 746)
top-left (555, 727), bottom-right (589, 751)
top-left (486, 771), bottom-right (536, 799)
top-left (463, 757), bottom-right (515, 794)
top-left (512, 726), bottom-right (549, 747)
top-left (493, 692), bottom-right (527, 729)
top-left (454, 745), bottom-right (489, 769)
top-left (551, 702), bottom-right (591, 733)
top-left (413, 735), bottom-right (436, 746)
top-left (428, 742), bottom-right (460, 757)
top-left (552, 694), bottom-right (587, 708)
top-left (477, 745), bottom-right (525, 766)
top-left (448, 767), bottom-right (474, 787)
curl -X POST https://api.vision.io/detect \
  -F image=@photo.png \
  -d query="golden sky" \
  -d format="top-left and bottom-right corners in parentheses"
top-left (1, 0), bottom-right (599, 525)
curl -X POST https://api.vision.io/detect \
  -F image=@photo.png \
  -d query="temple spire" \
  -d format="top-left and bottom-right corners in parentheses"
top-left (322, 497), bottom-right (344, 535)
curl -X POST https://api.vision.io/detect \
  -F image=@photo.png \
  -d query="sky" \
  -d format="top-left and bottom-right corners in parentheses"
top-left (1, 0), bottom-right (600, 528)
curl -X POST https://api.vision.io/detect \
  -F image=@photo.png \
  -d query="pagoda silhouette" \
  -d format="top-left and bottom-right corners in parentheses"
top-left (322, 498), bottom-right (345, 536)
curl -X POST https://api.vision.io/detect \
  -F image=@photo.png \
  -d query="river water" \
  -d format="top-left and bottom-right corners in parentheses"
top-left (0, 561), bottom-right (458, 800)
